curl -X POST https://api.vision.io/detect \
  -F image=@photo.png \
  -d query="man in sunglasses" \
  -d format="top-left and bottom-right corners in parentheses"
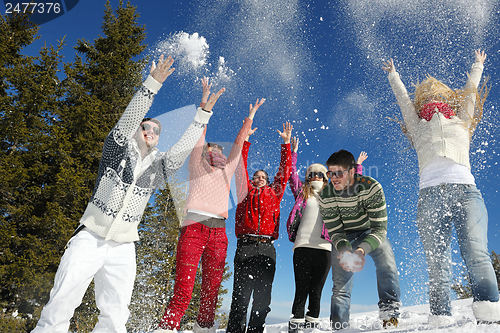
top-left (318, 149), bottom-right (401, 331)
top-left (32, 56), bottom-right (224, 333)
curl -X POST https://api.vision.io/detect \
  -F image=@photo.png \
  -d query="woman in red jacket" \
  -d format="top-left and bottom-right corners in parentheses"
top-left (226, 122), bottom-right (293, 333)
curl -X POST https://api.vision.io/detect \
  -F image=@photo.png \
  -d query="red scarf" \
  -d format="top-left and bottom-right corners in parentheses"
top-left (419, 102), bottom-right (455, 121)
top-left (205, 151), bottom-right (227, 169)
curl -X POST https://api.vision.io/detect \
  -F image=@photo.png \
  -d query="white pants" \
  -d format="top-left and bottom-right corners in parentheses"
top-left (31, 229), bottom-right (136, 333)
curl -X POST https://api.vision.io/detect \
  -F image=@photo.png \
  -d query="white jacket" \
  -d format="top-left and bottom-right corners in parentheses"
top-left (387, 62), bottom-right (484, 173)
top-left (80, 76), bottom-right (212, 242)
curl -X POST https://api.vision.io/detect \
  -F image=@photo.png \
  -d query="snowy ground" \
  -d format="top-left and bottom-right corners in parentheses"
top-left (196, 299), bottom-right (499, 333)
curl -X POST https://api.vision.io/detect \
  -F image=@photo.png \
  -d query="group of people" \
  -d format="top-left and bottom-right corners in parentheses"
top-left (31, 49), bottom-right (499, 333)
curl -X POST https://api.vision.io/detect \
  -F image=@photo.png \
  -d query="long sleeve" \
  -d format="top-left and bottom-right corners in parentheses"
top-left (388, 71), bottom-right (419, 138)
top-left (288, 151), bottom-right (303, 199)
top-left (223, 118), bottom-right (253, 180)
top-left (112, 76), bottom-right (161, 146)
top-left (358, 181), bottom-right (388, 254)
top-left (319, 176), bottom-right (387, 254)
top-left (458, 62), bottom-right (484, 124)
top-left (270, 143), bottom-right (293, 200)
top-left (235, 141), bottom-right (251, 204)
top-left (355, 164), bottom-right (363, 175)
top-left (161, 116), bottom-right (209, 179)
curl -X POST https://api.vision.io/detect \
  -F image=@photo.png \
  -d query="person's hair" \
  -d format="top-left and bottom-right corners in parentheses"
top-left (301, 177), bottom-right (328, 199)
top-left (325, 150), bottom-right (356, 170)
top-left (412, 74), bottom-right (489, 136)
top-left (252, 169), bottom-right (269, 184)
top-left (301, 163), bottom-right (328, 199)
top-left (207, 142), bottom-right (224, 151)
top-left (141, 118), bottom-right (162, 133)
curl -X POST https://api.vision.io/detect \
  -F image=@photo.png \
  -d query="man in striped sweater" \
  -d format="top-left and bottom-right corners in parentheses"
top-left (318, 149), bottom-right (401, 330)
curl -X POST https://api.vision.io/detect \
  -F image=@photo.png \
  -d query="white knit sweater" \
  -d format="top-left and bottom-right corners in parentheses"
top-left (79, 75), bottom-right (212, 242)
top-left (387, 62), bottom-right (484, 173)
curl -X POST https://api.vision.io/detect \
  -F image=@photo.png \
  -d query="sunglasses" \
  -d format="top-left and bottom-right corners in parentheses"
top-left (141, 123), bottom-right (161, 136)
top-left (326, 170), bottom-right (348, 179)
top-left (308, 172), bottom-right (325, 180)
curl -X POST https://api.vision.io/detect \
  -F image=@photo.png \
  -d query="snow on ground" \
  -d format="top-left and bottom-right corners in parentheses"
top-left (189, 299), bottom-right (499, 333)
top-left (262, 298), bottom-right (500, 332)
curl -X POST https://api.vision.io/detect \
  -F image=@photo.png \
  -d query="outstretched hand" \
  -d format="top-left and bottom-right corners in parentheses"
top-left (382, 58), bottom-right (396, 73)
top-left (475, 49), bottom-right (486, 65)
top-left (150, 55), bottom-right (175, 84)
top-left (249, 98), bottom-right (266, 120)
top-left (277, 121), bottom-right (293, 144)
top-left (356, 151), bottom-right (368, 165)
top-left (202, 88), bottom-right (226, 112)
top-left (291, 137), bottom-right (299, 153)
top-left (199, 77), bottom-right (212, 108)
top-left (245, 124), bottom-right (258, 142)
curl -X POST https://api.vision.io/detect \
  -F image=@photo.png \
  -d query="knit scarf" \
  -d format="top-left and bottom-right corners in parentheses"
top-left (419, 102), bottom-right (455, 121)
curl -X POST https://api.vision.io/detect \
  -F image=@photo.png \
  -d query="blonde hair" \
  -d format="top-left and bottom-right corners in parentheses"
top-left (390, 73), bottom-right (489, 146)
top-left (412, 75), bottom-right (489, 135)
top-left (300, 178), bottom-right (328, 199)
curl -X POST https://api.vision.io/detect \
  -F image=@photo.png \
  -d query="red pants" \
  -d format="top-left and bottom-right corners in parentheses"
top-left (159, 222), bottom-right (228, 330)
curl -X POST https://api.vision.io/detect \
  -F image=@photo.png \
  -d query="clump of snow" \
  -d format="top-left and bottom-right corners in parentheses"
top-left (339, 252), bottom-right (364, 273)
top-left (156, 32), bottom-right (209, 70)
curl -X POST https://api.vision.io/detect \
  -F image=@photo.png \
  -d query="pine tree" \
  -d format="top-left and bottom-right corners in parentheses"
top-left (0, 1), bottom-right (148, 331)
top-left (0, 9), bottom-right (70, 326)
top-left (61, 1), bottom-right (148, 330)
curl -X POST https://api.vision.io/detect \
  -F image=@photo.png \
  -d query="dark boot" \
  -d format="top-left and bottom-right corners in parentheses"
top-left (288, 319), bottom-right (305, 333)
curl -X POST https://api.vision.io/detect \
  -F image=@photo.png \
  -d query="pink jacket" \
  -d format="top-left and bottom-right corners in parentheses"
top-left (184, 117), bottom-right (252, 219)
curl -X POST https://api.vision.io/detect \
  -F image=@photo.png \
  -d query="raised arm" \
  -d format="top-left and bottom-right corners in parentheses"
top-left (355, 151), bottom-right (367, 175)
top-left (459, 49), bottom-right (486, 123)
top-left (199, 77), bottom-right (212, 109)
top-left (162, 78), bottom-right (225, 177)
top-left (111, 56), bottom-right (175, 146)
top-left (288, 137), bottom-right (302, 197)
top-left (271, 123), bottom-right (293, 198)
top-left (383, 58), bottom-right (420, 136)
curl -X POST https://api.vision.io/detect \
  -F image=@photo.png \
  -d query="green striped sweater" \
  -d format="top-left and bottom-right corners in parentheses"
top-left (318, 174), bottom-right (387, 254)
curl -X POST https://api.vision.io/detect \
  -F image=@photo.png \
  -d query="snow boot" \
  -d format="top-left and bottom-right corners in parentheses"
top-left (473, 300), bottom-right (500, 325)
top-left (382, 317), bottom-right (398, 328)
top-left (305, 315), bottom-right (321, 329)
top-left (289, 318), bottom-right (305, 333)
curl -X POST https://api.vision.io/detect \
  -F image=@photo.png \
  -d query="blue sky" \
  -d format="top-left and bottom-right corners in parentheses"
top-left (19, 0), bottom-right (500, 325)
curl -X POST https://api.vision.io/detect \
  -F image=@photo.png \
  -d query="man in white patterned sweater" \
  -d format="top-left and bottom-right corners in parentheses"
top-left (31, 55), bottom-right (224, 333)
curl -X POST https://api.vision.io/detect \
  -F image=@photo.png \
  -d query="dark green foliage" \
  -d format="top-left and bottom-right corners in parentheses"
top-left (1, 0), bottom-right (147, 331)
top-left (452, 251), bottom-right (500, 300)
top-left (1, 2), bottom-right (230, 331)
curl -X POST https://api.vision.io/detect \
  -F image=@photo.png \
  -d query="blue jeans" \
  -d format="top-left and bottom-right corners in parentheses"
top-left (416, 184), bottom-right (499, 316)
top-left (330, 230), bottom-right (401, 328)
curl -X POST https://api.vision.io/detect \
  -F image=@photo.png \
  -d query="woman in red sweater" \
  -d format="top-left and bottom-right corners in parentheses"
top-left (226, 122), bottom-right (293, 333)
